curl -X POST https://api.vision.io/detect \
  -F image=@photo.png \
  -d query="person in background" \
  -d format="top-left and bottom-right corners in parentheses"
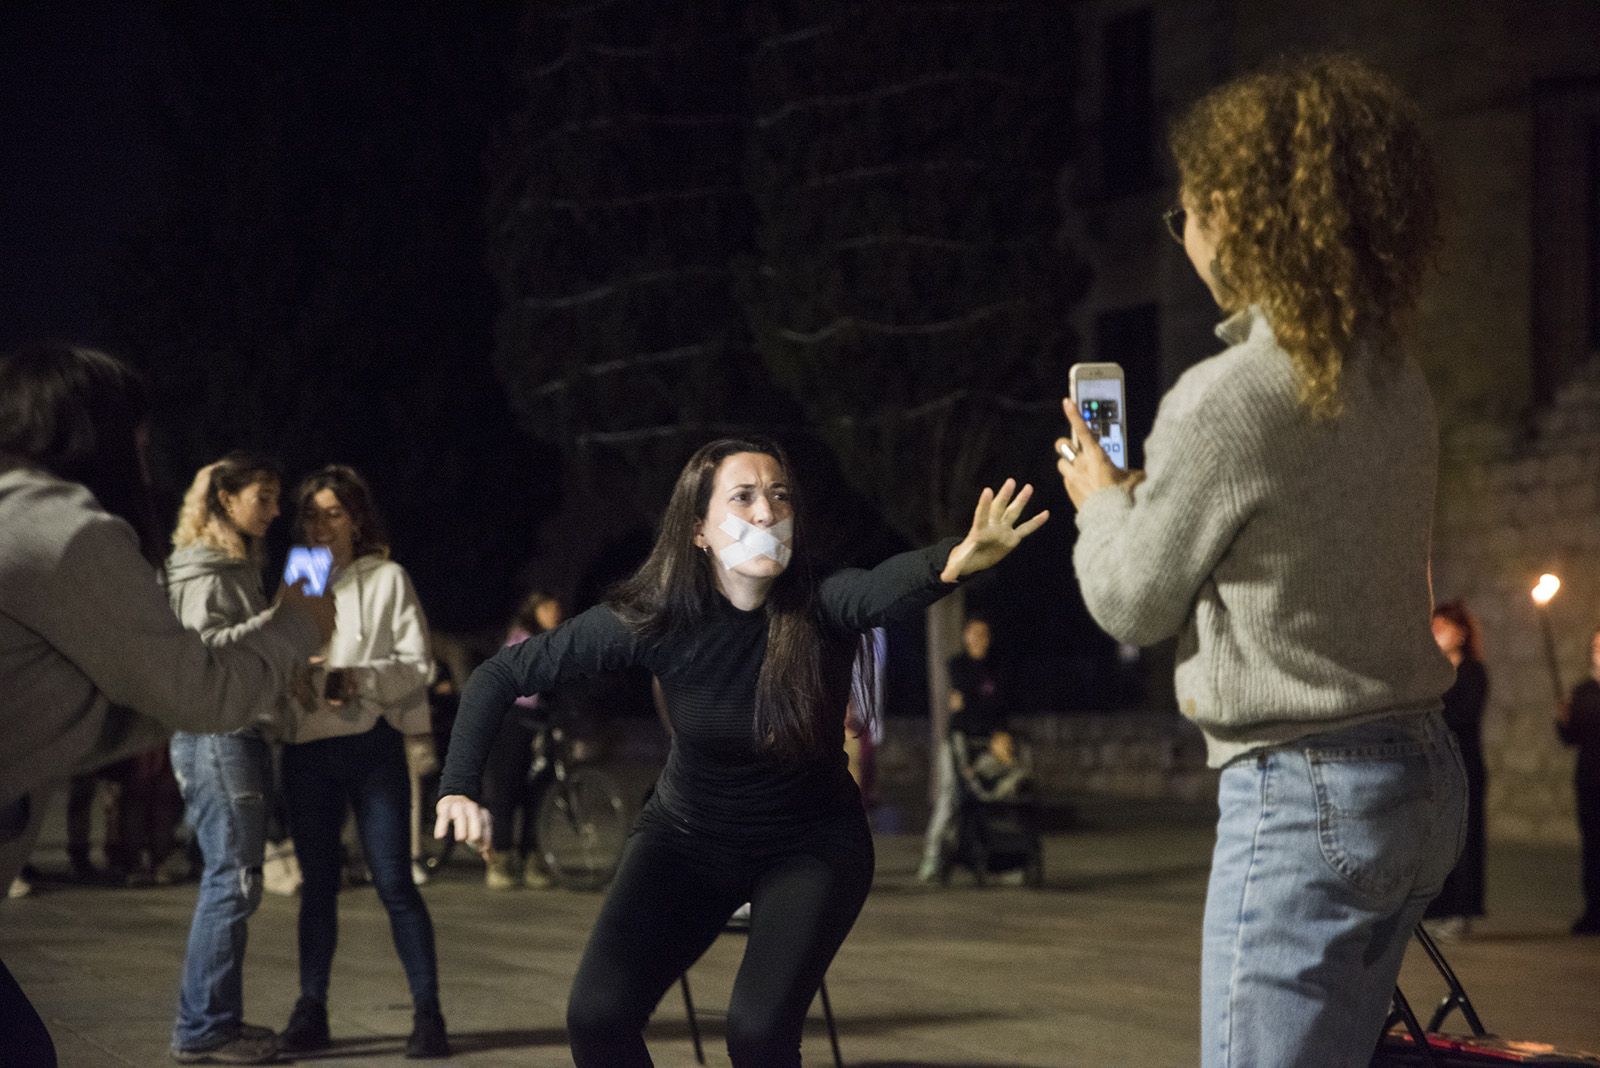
top-left (165, 452), bottom-right (292, 1065)
top-left (0, 343), bottom-right (332, 1066)
top-left (1058, 56), bottom-right (1465, 1067)
top-left (918, 616), bottom-right (1009, 882)
top-left (480, 591), bottom-right (564, 891)
top-left (1558, 626), bottom-right (1600, 936)
top-left (278, 465), bottom-right (447, 1059)
top-left (1425, 600), bottom-right (1489, 939)
top-left (435, 437), bottom-right (1046, 1067)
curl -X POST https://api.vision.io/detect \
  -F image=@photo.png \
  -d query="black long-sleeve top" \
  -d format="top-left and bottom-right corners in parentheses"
top-left (1440, 658), bottom-right (1488, 761)
top-left (1559, 678), bottom-right (1600, 779)
top-left (441, 540), bottom-right (960, 840)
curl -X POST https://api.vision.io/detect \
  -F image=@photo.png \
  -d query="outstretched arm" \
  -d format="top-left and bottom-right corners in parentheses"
top-left (434, 605), bottom-right (642, 851)
top-left (819, 480), bottom-right (1049, 633)
top-left (939, 478), bottom-right (1050, 583)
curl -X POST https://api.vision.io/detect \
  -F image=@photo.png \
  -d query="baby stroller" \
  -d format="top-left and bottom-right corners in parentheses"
top-left (937, 728), bottom-right (1044, 887)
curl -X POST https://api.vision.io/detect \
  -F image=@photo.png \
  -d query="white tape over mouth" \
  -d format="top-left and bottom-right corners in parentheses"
top-left (716, 516), bottom-right (793, 569)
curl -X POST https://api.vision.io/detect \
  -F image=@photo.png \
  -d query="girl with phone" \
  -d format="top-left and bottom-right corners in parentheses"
top-left (278, 465), bottom-right (447, 1059)
top-left (434, 437), bottom-right (1047, 1067)
top-left (1057, 56), bottom-right (1465, 1067)
top-left (0, 345), bottom-right (332, 1065)
top-left (165, 452), bottom-right (293, 1064)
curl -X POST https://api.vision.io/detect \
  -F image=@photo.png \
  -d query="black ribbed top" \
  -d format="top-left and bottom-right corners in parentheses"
top-left (441, 540), bottom-right (959, 840)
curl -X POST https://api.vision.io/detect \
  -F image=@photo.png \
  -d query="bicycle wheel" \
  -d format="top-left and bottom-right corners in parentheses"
top-left (536, 768), bottom-right (628, 890)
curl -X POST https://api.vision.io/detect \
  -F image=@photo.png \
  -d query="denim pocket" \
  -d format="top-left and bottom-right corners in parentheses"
top-left (1308, 739), bottom-right (1431, 903)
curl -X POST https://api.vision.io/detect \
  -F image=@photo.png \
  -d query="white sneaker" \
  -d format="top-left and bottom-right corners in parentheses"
top-left (411, 860), bottom-right (430, 886)
top-left (728, 902), bottom-right (752, 927)
top-left (261, 841), bottom-right (302, 897)
top-left (8, 875), bottom-right (32, 899)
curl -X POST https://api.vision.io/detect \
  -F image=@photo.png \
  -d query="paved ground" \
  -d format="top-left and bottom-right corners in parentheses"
top-left (3, 787), bottom-right (1598, 1067)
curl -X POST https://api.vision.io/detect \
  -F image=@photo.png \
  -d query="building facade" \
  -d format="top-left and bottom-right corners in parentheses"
top-left (1066, 0), bottom-right (1600, 843)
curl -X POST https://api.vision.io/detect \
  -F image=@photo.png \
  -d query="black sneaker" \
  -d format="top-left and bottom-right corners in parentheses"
top-left (405, 1007), bottom-right (449, 1059)
top-left (280, 996), bottom-right (330, 1053)
top-left (1572, 913), bottom-right (1600, 936)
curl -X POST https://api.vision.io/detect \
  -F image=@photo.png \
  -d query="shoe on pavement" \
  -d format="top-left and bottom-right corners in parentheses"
top-left (170, 1025), bottom-right (279, 1064)
top-left (1572, 913), bottom-right (1600, 936)
top-left (280, 995), bottom-right (330, 1053)
top-left (522, 855), bottom-right (553, 890)
top-left (411, 860), bottom-right (430, 886)
top-left (485, 852), bottom-right (518, 891)
top-left (405, 1006), bottom-right (450, 1059)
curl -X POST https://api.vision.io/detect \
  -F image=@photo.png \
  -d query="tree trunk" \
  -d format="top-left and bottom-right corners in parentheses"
top-left (925, 587), bottom-right (966, 805)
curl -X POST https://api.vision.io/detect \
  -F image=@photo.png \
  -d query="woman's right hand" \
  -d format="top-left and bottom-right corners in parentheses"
top-left (434, 795), bottom-right (491, 857)
top-left (280, 580), bottom-right (337, 644)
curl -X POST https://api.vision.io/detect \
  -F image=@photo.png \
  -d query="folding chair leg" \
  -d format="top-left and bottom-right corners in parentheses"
top-left (817, 977), bottom-right (843, 1068)
top-left (680, 974), bottom-right (705, 1065)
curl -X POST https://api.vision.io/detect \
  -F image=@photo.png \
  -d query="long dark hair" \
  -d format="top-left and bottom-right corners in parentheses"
top-left (293, 464), bottom-right (391, 559)
top-left (608, 437), bottom-right (873, 761)
top-left (0, 343), bottom-right (162, 562)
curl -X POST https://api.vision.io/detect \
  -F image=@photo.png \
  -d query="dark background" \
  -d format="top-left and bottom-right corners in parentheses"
top-left (0, 3), bottom-right (1137, 718)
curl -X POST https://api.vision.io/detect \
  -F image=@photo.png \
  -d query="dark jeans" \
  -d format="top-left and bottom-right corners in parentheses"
top-left (567, 803), bottom-right (873, 1068)
top-left (1579, 769), bottom-right (1600, 920)
top-left (282, 721), bottom-right (439, 1010)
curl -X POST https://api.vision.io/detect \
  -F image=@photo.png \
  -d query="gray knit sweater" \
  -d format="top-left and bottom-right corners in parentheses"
top-left (1073, 308), bottom-right (1453, 767)
top-left (0, 465), bottom-right (320, 811)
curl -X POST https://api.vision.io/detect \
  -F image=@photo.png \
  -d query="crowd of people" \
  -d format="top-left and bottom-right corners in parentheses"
top-left (2, 52), bottom-right (1598, 1068)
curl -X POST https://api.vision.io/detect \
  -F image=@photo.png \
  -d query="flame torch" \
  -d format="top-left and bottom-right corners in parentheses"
top-left (1531, 573), bottom-right (1564, 706)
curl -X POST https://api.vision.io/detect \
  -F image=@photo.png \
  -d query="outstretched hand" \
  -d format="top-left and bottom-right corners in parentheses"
top-left (940, 479), bottom-right (1050, 583)
top-left (433, 795), bottom-right (492, 858)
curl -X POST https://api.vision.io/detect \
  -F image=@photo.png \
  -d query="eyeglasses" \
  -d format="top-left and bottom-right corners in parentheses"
top-left (1162, 206), bottom-right (1187, 244)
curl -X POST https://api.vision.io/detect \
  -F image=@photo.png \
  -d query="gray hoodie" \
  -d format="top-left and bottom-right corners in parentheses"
top-left (0, 464), bottom-right (319, 884)
top-left (164, 542), bottom-right (277, 736)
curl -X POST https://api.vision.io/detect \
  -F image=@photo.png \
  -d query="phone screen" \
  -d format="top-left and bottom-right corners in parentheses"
top-left (283, 546), bottom-right (334, 597)
top-left (1076, 377), bottom-right (1127, 469)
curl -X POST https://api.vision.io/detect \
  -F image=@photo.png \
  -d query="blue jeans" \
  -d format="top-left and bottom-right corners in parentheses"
top-left (1201, 712), bottom-right (1466, 1068)
top-left (282, 721), bottom-right (439, 1009)
top-left (170, 731), bottom-right (270, 1051)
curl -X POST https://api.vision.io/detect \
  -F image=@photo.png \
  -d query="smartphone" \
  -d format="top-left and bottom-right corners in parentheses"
top-left (282, 545), bottom-right (334, 597)
top-left (323, 669), bottom-right (346, 702)
top-left (1068, 362), bottom-right (1128, 470)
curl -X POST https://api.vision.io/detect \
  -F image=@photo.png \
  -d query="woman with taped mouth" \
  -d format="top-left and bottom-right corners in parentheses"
top-left (433, 436), bottom-right (1047, 1067)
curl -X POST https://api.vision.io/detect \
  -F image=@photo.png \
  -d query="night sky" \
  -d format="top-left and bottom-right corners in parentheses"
top-left (1, 5), bottom-right (1129, 715)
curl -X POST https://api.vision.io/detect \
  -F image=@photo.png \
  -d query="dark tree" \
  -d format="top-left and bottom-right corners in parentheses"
top-left (740, 1), bottom-right (1087, 733)
top-left (486, 2), bottom-right (786, 526)
top-left (104, 5), bottom-right (547, 632)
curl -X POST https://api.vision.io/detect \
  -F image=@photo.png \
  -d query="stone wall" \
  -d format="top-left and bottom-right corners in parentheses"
top-left (872, 711), bottom-right (1219, 808)
top-left (1433, 357), bottom-right (1600, 845)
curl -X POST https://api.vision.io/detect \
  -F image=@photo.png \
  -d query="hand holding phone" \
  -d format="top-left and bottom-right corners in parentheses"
top-left (283, 545), bottom-right (334, 597)
top-left (1067, 362), bottom-right (1128, 470)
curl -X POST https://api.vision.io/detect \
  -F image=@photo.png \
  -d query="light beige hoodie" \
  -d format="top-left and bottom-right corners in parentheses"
top-left (288, 553), bottom-right (433, 744)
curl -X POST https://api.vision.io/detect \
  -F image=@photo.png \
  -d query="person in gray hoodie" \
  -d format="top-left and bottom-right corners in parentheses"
top-left (0, 344), bottom-right (334, 1067)
top-left (164, 452), bottom-right (292, 1066)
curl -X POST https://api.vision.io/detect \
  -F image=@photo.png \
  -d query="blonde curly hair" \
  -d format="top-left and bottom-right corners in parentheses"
top-left (1169, 55), bottom-right (1440, 419)
top-left (171, 452), bottom-right (281, 563)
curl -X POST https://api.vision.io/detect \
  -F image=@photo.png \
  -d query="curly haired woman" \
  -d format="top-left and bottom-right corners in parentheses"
top-left (1057, 56), bottom-right (1466, 1066)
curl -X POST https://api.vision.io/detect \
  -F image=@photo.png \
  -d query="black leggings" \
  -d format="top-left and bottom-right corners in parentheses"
top-left (566, 805), bottom-right (873, 1067)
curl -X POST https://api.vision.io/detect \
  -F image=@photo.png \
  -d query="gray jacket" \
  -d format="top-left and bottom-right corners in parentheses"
top-left (164, 542), bottom-right (277, 736)
top-left (0, 464), bottom-right (318, 819)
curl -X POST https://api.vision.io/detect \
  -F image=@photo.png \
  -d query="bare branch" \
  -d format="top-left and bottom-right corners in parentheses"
top-left (775, 299), bottom-right (1028, 342)
top-left (754, 70), bottom-right (1033, 129)
top-left (518, 186), bottom-right (742, 214)
top-left (519, 266), bottom-right (728, 311)
top-left (530, 342), bottom-right (721, 398)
